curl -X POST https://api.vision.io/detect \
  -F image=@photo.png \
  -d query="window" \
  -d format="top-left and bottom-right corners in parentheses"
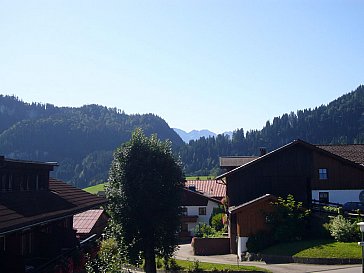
top-left (198, 207), bottom-right (206, 215)
top-left (319, 168), bottom-right (328, 180)
top-left (181, 207), bottom-right (188, 216)
top-left (319, 192), bottom-right (329, 203)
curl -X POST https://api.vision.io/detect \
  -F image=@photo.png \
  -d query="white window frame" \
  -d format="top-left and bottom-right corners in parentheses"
top-left (319, 168), bottom-right (328, 180)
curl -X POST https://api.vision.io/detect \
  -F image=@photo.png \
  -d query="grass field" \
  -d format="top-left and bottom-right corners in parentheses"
top-left (83, 183), bottom-right (107, 194)
top-left (186, 176), bottom-right (215, 180)
top-left (173, 259), bottom-right (269, 272)
top-left (262, 239), bottom-right (361, 259)
top-left (84, 177), bottom-right (215, 194)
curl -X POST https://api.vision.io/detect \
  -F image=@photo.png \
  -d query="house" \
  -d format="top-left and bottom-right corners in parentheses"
top-left (216, 140), bottom-right (364, 256)
top-left (0, 156), bottom-right (107, 273)
top-left (179, 188), bottom-right (221, 240)
top-left (184, 179), bottom-right (226, 201)
top-left (73, 209), bottom-right (109, 240)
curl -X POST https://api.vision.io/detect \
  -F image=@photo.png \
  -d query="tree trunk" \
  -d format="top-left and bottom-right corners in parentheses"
top-left (144, 245), bottom-right (156, 273)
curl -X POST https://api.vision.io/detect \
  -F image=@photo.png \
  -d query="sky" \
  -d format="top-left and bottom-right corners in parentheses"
top-left (0, 1), bottom-right (363, 133)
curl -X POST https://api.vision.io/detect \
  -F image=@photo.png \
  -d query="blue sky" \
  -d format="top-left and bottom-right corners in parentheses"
top-left (0, 1), bottom-right (363, 133)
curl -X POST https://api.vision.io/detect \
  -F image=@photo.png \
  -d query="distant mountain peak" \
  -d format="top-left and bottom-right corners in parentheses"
top-left (173, 128), bottom-right (217, 143)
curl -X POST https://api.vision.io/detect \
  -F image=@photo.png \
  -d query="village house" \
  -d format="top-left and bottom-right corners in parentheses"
top-left (0, 156), bottom-right (107, 273)
top-left (217, 140), bottom-right (364, 257)
top-left (179, 188), bottom-right (221, 241)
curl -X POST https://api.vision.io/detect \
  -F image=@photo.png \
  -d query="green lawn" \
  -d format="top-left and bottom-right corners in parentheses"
top-left (84, 177), bottom-right (215, 194)
top-left (262, 239), bottom-right (361, 259)
top-left (173, 259), bottom-right (269, 272)
top-left (186, 176), bottom-right (215, 180)
top-left (83, 183), bottom-right (107, 194)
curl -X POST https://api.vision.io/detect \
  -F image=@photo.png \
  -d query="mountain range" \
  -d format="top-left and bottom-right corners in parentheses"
top-left (0, 84), bottom-right (363, 187)
top-left (0, 96), bottom-right (183, 188)
top-left (173, 128), bottom-right (233, 143)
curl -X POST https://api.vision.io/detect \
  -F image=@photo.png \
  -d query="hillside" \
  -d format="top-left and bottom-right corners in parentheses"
top-left (1, 85), bottom-right (363, 185)
top-left (0, 96), bottom-right (184, 188)
top-left (179, 85), bottom-right (364, 176)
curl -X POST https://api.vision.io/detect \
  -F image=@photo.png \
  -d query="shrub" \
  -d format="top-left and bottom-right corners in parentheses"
top-left (86, 237), bottom-right (123, 273)
top-left (327, 215), bottom-right (361, 242)
top-left (210, 213), bottom-right (225, 231)
top-left (187, 259), bottom-right (202, 273)
top-left (323, 206), bottom-right (341, 215)
top-left (194, 223), bottom-right (225, 238)
top-left (194, 223), bottom-right (215, 238)
top-left (268, 194), bottom-right (311, 242)
top-left (164, 258), bottom-right (181, 271)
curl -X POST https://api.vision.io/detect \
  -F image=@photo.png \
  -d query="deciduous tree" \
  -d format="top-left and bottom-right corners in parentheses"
top-left (106, 128), bottom-right (184, 273)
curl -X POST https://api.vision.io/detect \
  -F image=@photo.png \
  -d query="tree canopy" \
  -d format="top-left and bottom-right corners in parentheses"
top-left (106, 129), bottom-right (184, 273)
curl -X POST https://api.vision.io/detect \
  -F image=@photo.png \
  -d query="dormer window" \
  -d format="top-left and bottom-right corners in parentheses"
top-left (319, 168), bottom-right (328, 180)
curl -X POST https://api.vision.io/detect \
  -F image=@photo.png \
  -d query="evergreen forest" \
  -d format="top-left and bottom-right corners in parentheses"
top-left (0, 85), bottom-right (363, 187)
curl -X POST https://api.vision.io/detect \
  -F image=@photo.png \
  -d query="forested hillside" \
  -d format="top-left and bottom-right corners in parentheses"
top-left (1, 85), bottom-right (363, 186)
top-left (179, 85), bottom-right (364, 175)
top-left (0, 96), bottom-right (183, 188)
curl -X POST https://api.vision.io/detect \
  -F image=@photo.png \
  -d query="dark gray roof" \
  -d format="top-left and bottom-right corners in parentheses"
top-left (317, 144), bottom-right (364, 166)
top-left (219, 156), bottom-right (258, 168)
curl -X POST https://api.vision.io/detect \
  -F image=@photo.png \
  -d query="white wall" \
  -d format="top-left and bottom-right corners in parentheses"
top-left (185, 200), bottom-right (220, 235)
top-left (312, 189), bottom-right (364, 204)
top-left (237, 236), bottom-right (248, 260)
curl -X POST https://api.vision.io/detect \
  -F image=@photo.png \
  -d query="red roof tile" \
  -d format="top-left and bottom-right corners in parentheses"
top-left (185, 180), bottom-right (226, 199)
top-left (73, 209), bottom-right (104, 234)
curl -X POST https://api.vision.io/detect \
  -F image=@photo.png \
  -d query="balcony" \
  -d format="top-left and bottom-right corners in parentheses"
top-left (180, 215), bottom-right (198, 223)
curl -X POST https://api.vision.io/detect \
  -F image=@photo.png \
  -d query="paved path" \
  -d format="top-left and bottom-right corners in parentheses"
top-left (174, 243), bottom-right (362, 273)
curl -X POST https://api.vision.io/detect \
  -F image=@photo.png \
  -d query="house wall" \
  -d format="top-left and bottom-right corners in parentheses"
top-left (311, 150), bottom-right (364, 191)
top-left (1, 217), bottom-right (76, 259)
top-left (227, 145), bottom-right (313, 207)
top-left (185, 200), bottom-right (220, 235)
top-left (312, 189), bottom-right (363, 204)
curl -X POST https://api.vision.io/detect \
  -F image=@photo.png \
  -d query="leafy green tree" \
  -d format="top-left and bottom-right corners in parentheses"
top-left (106, 129), bottom-right (184, 273)
top-left (268, 194), bottom-right (311, 242)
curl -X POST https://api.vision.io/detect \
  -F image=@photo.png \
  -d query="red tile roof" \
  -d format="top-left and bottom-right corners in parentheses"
top-left (0, 178), bottom-right (107, 235)
top-left (185, 180), bottom-right (226, 199)
top-left (73, 209), bottom-right (104, 234)
top-left (317, 144), bottom-right (364, 165)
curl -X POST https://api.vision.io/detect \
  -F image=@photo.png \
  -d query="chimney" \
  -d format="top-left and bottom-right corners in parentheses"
top-left (259, 147), bottom-right (267, 156)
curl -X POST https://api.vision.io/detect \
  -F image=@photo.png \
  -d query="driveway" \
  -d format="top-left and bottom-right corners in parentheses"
top-left (174, 243), bottom-right (362, 273)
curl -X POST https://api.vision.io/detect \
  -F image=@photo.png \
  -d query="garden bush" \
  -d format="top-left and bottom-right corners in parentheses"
top-left (194, 223), bottom-right (225, 238)
top-left (210, 213), bottom-right (225, 232)
top-left (326, 215), bottom-right (361, 242)
top-left (268, 194), bottom-right (311, 242)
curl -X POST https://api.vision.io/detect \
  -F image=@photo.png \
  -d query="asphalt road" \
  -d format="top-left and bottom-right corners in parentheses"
top-left (174, 243), bottom-right (362, 273)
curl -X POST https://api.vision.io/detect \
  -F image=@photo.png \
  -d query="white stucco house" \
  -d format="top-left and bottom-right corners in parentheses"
top-left (179, 188), bottom-right (221, 239)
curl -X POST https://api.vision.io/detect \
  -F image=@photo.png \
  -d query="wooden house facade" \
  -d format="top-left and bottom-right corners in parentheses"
top-left (229, 194), bottom-right (276, 259)
top-left (0, 157), bottom-right (107, 273)
top-left (217, 140), bottom-right (364, 257)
